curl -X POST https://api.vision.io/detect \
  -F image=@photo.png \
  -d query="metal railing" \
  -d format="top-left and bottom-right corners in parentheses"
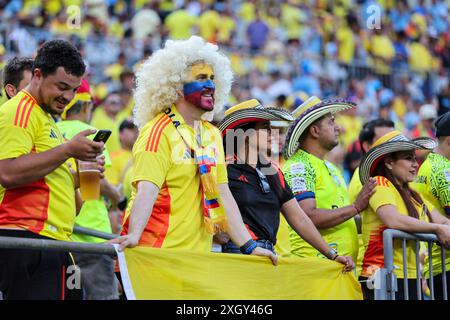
top-left (373, 229), bottom-right (448, 300)
top-left (0, 226), bottom-right (118, 255)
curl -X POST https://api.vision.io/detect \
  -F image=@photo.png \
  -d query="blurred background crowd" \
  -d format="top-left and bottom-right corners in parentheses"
top-left (0, 0), bottom-right (449, 184)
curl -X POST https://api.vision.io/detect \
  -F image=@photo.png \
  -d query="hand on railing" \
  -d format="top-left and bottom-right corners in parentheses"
top-left (435, 224), bottom-right (450, 249)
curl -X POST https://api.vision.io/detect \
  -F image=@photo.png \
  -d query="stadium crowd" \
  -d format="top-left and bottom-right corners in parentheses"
top-left (0, 0), bottom-right (449, 300)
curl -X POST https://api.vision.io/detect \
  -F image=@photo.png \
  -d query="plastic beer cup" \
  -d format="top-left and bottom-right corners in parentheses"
top-left (78, 160), bottom-right (100, 200)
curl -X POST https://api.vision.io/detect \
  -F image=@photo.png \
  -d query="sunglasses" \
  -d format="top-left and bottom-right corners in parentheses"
top-left (255, 167), bottom-right (271, 194)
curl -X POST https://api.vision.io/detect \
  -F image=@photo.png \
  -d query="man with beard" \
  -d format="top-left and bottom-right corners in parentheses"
top-left (0, 40), bottom-right (105, 299)
top-left (282, 96), bottom-right (376, 262)
top-left (112, 36), bottom-right (277, 265)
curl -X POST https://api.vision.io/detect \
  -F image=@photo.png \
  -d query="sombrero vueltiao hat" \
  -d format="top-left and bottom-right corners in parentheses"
top-left (61, 78), bottom-right (92, 119)
top-left (359, 130), bottom-right (437, 184)
top-left (218, 99), bottom-right (294, 135)
top-left (283, 96), bottom-right (356, 159)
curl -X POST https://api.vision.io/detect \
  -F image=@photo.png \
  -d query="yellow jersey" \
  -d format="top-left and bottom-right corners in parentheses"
top-left (122, 105), bottom-right (228, 252)
top-left (0, 90), bottom-right (75, 240)
top-left (361, 176), bottom-right (429, 278)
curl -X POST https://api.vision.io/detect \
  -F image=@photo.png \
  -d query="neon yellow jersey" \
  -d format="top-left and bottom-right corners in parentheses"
top-left (90, 107), bottom-right (122, 153)
top-left (56, 120), bottom-right (113, 243)
top-left (0, 91), bottom-right (75, 240)
top-left (122, 106), bottom-right (228, 252)
top-left (362, 176), bottom-right (429, 278)
top-left (282, 149), bottom-right (358, 261)
top-left (412, 153), bottom-right (450, 278)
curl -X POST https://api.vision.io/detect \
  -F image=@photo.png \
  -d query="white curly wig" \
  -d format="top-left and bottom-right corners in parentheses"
top-left (133, 36), bottom-right (233, 129)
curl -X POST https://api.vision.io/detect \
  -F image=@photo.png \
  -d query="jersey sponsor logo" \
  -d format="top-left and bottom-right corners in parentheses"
top-left (291, 177), bottom-right (306, 193)
top-left (289, 163), bottom-right (305, 175)
top-left (445, 170), bottom-right (450, 184)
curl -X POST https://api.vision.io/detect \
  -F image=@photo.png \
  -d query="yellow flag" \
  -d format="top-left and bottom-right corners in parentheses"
top-left (116, 246), bottom-right (363, 300)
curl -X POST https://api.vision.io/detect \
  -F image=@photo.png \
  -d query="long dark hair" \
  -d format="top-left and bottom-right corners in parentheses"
top-left (373, 152), bottom-right (432, 221)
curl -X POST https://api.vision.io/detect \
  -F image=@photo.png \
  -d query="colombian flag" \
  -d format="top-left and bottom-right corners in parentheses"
top-left (115, 246), bottom-right (363, 300)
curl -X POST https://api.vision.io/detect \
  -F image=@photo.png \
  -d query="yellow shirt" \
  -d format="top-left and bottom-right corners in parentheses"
top-left (361, 176), bottom-right (429, 278)
top-left (217, 16), bottom-right (236, 43)
top-left (90, 107), bottom-right (122, 153)
top-left (0, 90), bottom-right (75, 240)
top-left (239, 2), bottom-right (255, 22)
top-left (164, 10), bottom-right (197, 40)
top-left (369, 35), bottom-right (395, 74)
top-left (198, 10), bottom-right (220, 42)
top-left (106, 148), bottom-right (132, 186)
top-left (408, 42), bottom-right (433, 73)
top-left (283, 149), bottom-right (359, 261)
top-left (412, 153), bottom-right (450, 278)
top-left (336, 26), bottom-right (355, 64)
top-left (335, 114), bottom-right (363, 151)
top-left (274, 214), bottom-right (292, 257)
top-left (122, 106), bottom-right (228, 252)
top-left (281, 4), bottom-right (303, 40)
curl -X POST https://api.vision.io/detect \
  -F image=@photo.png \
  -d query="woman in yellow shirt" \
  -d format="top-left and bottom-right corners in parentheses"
top-left (358, 131), bottom-right (450, 300)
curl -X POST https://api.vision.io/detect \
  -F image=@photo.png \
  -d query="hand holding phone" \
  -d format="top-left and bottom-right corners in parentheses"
top-left (93, 129), bottom-right (112, 143)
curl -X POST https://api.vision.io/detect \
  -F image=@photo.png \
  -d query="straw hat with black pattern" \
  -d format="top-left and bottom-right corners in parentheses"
top-left (359, 130), bottom-right (437, 185)
top-left (283, 96), bottom-right (356, 159)
top-left (217, 99), bottom-right (294, 135)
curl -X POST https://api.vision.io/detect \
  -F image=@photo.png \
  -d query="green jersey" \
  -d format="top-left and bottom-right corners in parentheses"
top-left (57, 120), bottom-right (113, 243)
top-left (413, 152), bottom-right (450, 277)
top-left (282, 149), bottom-right (358, 261)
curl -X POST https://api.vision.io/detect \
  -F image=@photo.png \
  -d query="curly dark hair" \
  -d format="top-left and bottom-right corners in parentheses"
top-left (3, 57), bottom-right (34, 97)
top-left (34, 39), bottom-right (85, 77)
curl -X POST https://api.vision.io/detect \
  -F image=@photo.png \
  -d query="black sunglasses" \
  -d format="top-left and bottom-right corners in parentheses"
top-left (255, 167), bottom-right (271, 194)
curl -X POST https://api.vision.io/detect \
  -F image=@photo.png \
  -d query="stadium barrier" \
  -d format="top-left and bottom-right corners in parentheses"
top-left (372, 229), bottom-right (448, 300)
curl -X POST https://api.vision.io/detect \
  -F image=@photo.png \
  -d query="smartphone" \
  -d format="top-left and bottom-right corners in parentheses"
top-left (93, 129), bottom-right (112, 143)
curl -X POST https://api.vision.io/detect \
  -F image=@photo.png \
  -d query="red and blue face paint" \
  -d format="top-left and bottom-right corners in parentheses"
top-left (183, 79), bottom-right (215, 111)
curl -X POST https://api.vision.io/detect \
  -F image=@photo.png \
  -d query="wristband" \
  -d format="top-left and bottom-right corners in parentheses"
top-left (326, 248), bottom-right (338, 260)
top-left (240, 239), bottom-right (257, 255)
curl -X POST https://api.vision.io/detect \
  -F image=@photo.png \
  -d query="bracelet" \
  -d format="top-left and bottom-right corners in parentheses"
top-left (352, 203), bottom-right (360, 214)
top-left (325, 248), bottom-right (338, 260)
top-left (240, 239), bottom-right (257, 255)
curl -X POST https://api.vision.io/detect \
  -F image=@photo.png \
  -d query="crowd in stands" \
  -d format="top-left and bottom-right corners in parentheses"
top-left (1, 0), bottom-right (449, 181)
top-left (0, 0), bottom-right (449, 300)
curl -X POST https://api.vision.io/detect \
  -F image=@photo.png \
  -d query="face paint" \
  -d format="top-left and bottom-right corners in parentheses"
top-left (183, 63), bottom-right (215, 111)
